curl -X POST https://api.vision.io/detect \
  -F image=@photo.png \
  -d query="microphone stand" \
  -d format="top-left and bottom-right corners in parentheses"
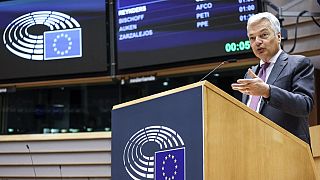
top-left (26, 144), bottom-right (37, 180)
top-left (199, 61), bottom-right (226, 82)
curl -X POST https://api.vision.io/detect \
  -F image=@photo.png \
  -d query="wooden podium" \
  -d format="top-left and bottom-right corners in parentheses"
top-left (112, 81), bottom-right (318, 180)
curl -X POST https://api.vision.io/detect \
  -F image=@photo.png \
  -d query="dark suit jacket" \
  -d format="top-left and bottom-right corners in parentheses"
top-left (242, 52), bottom-right (314, 144)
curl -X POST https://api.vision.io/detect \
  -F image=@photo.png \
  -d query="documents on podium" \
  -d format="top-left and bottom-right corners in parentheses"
top-left (111, 81), bottom-right (318, 180)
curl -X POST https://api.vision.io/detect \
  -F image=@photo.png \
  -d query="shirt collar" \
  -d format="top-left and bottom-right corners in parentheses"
top-left (259, 49), bottom-right (282, 67)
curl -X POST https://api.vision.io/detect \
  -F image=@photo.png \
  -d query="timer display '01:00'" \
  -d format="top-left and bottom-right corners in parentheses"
top-left (225, 40), bottom-right (251, 53)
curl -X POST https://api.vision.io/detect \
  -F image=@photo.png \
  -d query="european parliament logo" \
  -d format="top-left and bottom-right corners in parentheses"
top-left (123, 126), bottom-right (186, 180)
top-left (3, 11), bottom-right (82, 61)
top-left (155, 147), bottom-right (185, 180)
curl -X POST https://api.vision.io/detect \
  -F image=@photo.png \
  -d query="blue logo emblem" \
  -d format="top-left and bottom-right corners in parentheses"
top-left (44, 28), bottom-right (82, 60)
top-left (3, 11), bottom-right (82, 61)
top-left (155, 147), bottom-right (185, 180)
top-left (123, 126), bottom-right (185, 179)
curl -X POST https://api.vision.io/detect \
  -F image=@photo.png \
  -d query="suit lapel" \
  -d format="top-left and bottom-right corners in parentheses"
top-left (266, 52), bottom-right (288, 85)
top-left (259, 52), bottom-right (288, 112)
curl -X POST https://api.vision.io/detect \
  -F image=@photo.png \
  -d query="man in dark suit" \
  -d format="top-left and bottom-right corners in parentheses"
top-left (231, 12), bottom-right (314, 144)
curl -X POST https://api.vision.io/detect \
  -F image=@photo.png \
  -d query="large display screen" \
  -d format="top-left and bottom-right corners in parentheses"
top-left (116, 0), bottom-right (260, 70)
top-left (0, 0), bottom-right (108, 82)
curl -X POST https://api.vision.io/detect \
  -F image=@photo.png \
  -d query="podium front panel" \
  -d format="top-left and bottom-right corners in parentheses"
top-left (112, 86), bottom-right (204, 180)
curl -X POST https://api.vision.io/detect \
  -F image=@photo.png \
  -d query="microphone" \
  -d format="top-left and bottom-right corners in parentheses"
top-left (59, 165), bottom-right (63, 180)
top-left (26, 144), bottom-right (37, 180)
top-left (199, 59), bottom-right (236, 82)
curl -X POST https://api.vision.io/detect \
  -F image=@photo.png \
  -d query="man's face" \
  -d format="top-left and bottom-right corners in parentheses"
top-left (247, 19), bottom-right (281, 62)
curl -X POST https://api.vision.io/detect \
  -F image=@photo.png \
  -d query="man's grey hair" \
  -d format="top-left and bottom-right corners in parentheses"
top-left (247, 12), bottom-right (281, 34)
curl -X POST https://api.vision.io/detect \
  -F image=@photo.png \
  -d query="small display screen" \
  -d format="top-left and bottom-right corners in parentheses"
top-left (0, 0), bottom-right (108, 82)
top-left (115, 0), bottom-right (259, 70)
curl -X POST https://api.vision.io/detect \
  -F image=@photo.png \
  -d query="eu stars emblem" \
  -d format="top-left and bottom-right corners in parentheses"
top-left (155, 147), bottom-right (185, 180)
top-left (44, 28), bottom-right (82, 60)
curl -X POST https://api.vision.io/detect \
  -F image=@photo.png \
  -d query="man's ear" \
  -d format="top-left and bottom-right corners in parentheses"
top-left (277, 32), bottom-right (281, 43)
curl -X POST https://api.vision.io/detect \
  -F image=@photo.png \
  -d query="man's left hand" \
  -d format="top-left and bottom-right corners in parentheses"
top-left (231, 69), bottom-right (270, 98)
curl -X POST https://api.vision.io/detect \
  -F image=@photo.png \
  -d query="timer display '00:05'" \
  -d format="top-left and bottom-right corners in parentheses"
top-left (225, 40), bottom-right (251, 53)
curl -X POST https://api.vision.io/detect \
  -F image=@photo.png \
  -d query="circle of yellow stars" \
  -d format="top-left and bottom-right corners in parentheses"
top-left (161, 153), bottom-right (178, 180)
top-left (53, 33), bottom-right (72, 56)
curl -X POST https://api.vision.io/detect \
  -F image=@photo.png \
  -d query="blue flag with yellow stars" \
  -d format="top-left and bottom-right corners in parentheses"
top-left (155, 147), bottom-right (185, 180)
top-left (44, 28), bottom-right (82, 60)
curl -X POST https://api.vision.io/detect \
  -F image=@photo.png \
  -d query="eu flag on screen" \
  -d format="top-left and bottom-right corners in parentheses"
top-left (44, 28), bottom-right (82, 60)
top-left (155, 147), bottom-right (185, 180)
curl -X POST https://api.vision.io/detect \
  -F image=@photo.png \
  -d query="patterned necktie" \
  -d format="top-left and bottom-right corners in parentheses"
top-left (249, 62), bottom-right (270, 111)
